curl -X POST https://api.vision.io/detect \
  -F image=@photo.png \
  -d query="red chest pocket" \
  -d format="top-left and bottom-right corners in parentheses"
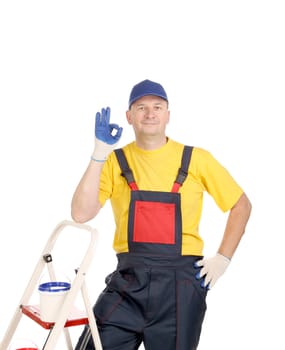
top-left (133, 200), bottom-right (175, 244)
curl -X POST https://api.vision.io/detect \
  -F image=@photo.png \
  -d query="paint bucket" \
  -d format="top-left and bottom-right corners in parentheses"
top-left (38, 281), bottom-right (71, 322)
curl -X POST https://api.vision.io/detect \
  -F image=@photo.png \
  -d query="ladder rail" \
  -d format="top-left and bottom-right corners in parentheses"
top-left (80, 280), bottom-right (102, 350)
top-left (42, 221), bottom-right (101, 350)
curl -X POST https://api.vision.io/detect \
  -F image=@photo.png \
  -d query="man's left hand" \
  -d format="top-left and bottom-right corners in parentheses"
top-left (194, 253), bottom-right (231, 289)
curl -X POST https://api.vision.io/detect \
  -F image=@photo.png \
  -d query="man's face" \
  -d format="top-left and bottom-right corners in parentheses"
top-left (126, 95), bottom-right (170, 138)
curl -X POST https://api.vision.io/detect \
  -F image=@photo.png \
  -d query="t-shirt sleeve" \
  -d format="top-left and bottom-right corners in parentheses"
top-left (98, 154), bottom-right (115, 207)
top-left (192, 148), bottom-right (244, 212)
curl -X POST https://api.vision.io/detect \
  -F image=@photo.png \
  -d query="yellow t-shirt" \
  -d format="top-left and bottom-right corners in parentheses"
top-left (99, 139), bottom-right (243, 255)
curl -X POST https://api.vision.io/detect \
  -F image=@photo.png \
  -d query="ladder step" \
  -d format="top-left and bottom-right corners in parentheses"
top-left (21, 305), bottom-right (89, 329)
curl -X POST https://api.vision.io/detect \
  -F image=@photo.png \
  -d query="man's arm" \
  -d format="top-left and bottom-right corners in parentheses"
top-left (71, 106), bottom-right (123, 223)
top-left (71, 160), bottom-right (104, 223)
top-left (195, 192), bottom-right (252, 289)
top-left (218, 192), bottom-right (252, 258)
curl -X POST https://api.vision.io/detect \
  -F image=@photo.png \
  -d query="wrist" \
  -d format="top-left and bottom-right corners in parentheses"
top-left (217, 252), bottom-right (231, 261)
top-left (90, 156), bottom-right (105, 163)
top-left (92, 138), bottom-right (115, 161)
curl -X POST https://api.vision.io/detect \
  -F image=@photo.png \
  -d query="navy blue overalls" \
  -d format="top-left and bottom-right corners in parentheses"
top-left (75, 146), bottom-right (207, 350)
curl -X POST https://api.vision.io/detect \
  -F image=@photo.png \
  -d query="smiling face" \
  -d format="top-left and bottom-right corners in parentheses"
top-left (126, 95), bottom-right (170, 148)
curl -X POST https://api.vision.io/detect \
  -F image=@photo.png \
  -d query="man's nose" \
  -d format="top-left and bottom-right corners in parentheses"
top-left (145, 108), bottom-right (156, 118)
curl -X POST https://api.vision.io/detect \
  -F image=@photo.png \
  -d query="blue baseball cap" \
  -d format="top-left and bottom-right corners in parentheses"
top-left (128, 79), bottom-right (168, 108)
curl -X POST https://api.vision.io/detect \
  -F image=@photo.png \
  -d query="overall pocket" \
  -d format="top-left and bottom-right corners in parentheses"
top-left (133, 200), bottom-right (175, 244)
top-left (128, 190), bottom-right (182, 255)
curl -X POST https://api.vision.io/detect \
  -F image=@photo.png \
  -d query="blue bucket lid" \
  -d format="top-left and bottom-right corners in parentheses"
top-left (38, 281), bottom-right (71, 292)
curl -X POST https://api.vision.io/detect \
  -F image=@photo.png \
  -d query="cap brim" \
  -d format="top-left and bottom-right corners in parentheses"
top-left (129, 93), bottom-right (168, 107)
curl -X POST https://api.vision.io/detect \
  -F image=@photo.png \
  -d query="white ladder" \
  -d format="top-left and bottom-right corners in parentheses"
top-left (0, 220), bottom-right (103, 350)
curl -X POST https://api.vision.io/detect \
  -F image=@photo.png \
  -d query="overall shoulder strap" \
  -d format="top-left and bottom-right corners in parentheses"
top-left (172, 145), bottom-right (194, 192)
top-left (114, 148), bottom-right (139, 190)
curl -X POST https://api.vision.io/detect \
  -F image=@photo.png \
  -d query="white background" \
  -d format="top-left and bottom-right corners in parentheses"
top-left (0, 0), bottom-right (284, 349)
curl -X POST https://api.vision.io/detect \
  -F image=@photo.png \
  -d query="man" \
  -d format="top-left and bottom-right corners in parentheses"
top-left (71, 79), bottom-right (252, 350)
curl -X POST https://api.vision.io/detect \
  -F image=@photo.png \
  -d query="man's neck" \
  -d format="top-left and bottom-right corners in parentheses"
top-left (135, 135), bottom-right (168, 150)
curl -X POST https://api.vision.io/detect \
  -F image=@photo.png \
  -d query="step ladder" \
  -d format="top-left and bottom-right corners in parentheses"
top-left (0, 220), bottom-right (103, 350)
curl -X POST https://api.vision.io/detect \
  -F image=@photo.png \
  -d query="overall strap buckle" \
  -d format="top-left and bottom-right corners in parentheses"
top-left (172, 145), bottom-right (193, 192)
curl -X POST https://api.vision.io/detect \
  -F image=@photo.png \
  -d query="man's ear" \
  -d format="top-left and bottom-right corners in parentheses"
top-left (126, 110), bottom-right (132, 125)
top-left (166, 110), bottom-right (170, 124)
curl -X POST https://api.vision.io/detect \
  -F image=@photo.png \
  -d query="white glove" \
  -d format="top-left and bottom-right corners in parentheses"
top-left (195, 253), bottom-right (230, 289)
top-left (92, 138), bottom-right (117, 162)
top-left (91, 107), bottom-right (123, 162)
